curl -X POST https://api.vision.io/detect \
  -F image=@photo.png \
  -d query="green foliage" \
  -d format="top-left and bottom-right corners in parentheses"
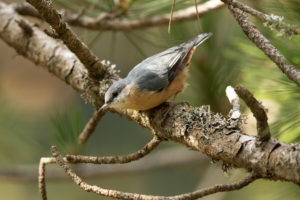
top-left (49, 109), bottom-right (85, 154)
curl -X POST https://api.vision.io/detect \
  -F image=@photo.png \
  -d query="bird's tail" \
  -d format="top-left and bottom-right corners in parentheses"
top-left (180, 33), bottom-right (212, 67)
top-left (179, 32), bottom-right (212, 50)
top-left (193, 32), bottom-right (213, 46)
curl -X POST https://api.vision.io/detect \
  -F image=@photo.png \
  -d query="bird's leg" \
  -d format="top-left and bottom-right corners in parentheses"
top-left (171, 92), bottom-right (190, 106)
top-left (172, 92), bottom-right (179, 102)
top-left (162, 93), bottom-right (189, 119)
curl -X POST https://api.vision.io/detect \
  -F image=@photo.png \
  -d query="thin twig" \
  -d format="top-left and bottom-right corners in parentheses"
top-left (223, 0), bottom-right (300, 36)
top-left (44, 28), bottom-right (59, 39)
top-left (38, 157), bottom-right (56, 200)
top-left (15, 19), bottom-right (33, 37)
top-left (15, 1), bottom-right (224, 31)
top-left (51, 145), bottom-right (259, 200)
top-left (67, 136), bottom-right (161, 163)
top-left (38, 160), bottom-right (46, 200)
top-left (78, 110), bottom-right (107, 144)
top-left (0, 148), bottom-right (204, 182)
top-left (226, 86), bottom-right (241, 120)
top-left (235, 85), bottom-right (270, 141)
top-left (26, 0), bottom-right (105, 79)
top-left (221, 0), bottom-right (300, 86)
top-left (11, 2), bottom-right (40, 18)
top-left (38, 137), bottom-right (160, 199)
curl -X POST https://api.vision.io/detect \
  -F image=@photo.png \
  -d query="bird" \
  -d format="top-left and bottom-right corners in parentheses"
top-left (98, 33), bottom-right (212, 113)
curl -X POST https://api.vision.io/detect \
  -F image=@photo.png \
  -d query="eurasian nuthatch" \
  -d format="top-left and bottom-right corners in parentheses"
top-left (99, 33), bottom-right (212, 112)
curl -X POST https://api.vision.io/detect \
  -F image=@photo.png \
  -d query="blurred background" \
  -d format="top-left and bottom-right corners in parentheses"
top-left (0, 0), bottom-right (300, 199)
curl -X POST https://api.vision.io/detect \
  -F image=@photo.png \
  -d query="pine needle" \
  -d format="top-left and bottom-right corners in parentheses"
top-left (168, 0), bottom-right (176, 34)
top-left (194, 0), bottom-right (203, 32)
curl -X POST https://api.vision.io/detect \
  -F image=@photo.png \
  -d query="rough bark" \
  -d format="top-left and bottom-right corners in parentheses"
top-left (235, 85), bottom-right (270, 141)
top-left (26, 0), bottom-right (105, 80)
top-left (0, 2), bottom-right (300, 184)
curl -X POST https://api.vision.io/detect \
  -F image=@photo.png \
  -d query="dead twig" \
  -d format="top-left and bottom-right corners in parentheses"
top-left (38, 137), bottom-right (160, 200)
top-left (226, 85), bottom-right (241, 120)
top-left (11, 2), bottom-right (40, 18)
top-left (78, 110), bottom-right (107, 144)
top-left (223, 0), bottom-right (300, 36)
top-left (67, 136), bottom-right (161, 163)
top-left (235, 85), bottom-right (270, 141)
top-left (38, 157), bottom-right (56, 200)
top-left (15, 19), bottom-right (33, 36)
top-left (0, 147), bottom-right (204, 182)
top-left (51, 145), bottom-right (259, 200)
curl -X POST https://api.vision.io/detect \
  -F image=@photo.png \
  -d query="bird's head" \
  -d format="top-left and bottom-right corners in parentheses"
top-left (98, 79), bottom-right (129, 112)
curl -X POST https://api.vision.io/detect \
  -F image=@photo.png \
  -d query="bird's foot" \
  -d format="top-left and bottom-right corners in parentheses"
top-left (162, 101), bottom-right (189, 119)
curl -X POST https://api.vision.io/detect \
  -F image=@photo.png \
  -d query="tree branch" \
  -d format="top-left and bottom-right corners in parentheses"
top-left (67, 136), bottom-right (161, 164)
top-left (223, 0), bottom-right (300, 36)
top-left (38, 136), bottom-right (160, 200)
top-left (10, 2), bottom-right (40, 18)
top-left (26, 0), bottom-right (106, 79)
top-left (38, 157), bottom-right (56, 200)
top-left (12, 0), bottom-right (224, 31)
top-left (51, 145), bottom-right (259, 200)
top-left (0, 2), bottom-right (300, 184)
top-left (68, 0), bottom-right (224, 31)
top-left (226, 86), bottom-right (241, 120)
top-left (221, 0), bottom-right (300, 86)
top-left (235, 85), bottom-right (270, 141)
top-left (0, 147), bottom-right (205, 182)
top-left (78, 110), bottom-right (107, 144)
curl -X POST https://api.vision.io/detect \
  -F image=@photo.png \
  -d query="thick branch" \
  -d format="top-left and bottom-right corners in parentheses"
top-left (1, 3), bottom-right (300, 184)
top-left (26, 0), bottom-right (105, 79)
top-left (221, 0), bottom-right (300, 86)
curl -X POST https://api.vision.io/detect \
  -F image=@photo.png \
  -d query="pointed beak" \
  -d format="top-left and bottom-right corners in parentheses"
top-left (98, 103), bottom-right (109, 113)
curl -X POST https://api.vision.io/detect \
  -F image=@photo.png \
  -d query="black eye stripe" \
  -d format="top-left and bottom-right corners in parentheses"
top-left (112, 92), bottom-right (118, 97)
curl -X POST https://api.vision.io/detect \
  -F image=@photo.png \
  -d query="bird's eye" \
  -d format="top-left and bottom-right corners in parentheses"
top-left (112, 92), bottom-right (118, 98)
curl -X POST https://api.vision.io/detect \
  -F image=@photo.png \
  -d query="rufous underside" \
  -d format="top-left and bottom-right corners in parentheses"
top-left (125, 67), bottom-right (188, 110)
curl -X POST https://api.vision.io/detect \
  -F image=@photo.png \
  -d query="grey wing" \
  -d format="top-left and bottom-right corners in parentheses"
top-left (127, 47), bottom-right (184, 92)
top-left (134, 68), bottom-right (168, 92)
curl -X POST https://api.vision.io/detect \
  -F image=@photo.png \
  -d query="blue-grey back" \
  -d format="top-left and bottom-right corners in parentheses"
top-left (126, 46), bottom-right (185, 92)
top-left (125, 33), bottom-right (212, 92)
